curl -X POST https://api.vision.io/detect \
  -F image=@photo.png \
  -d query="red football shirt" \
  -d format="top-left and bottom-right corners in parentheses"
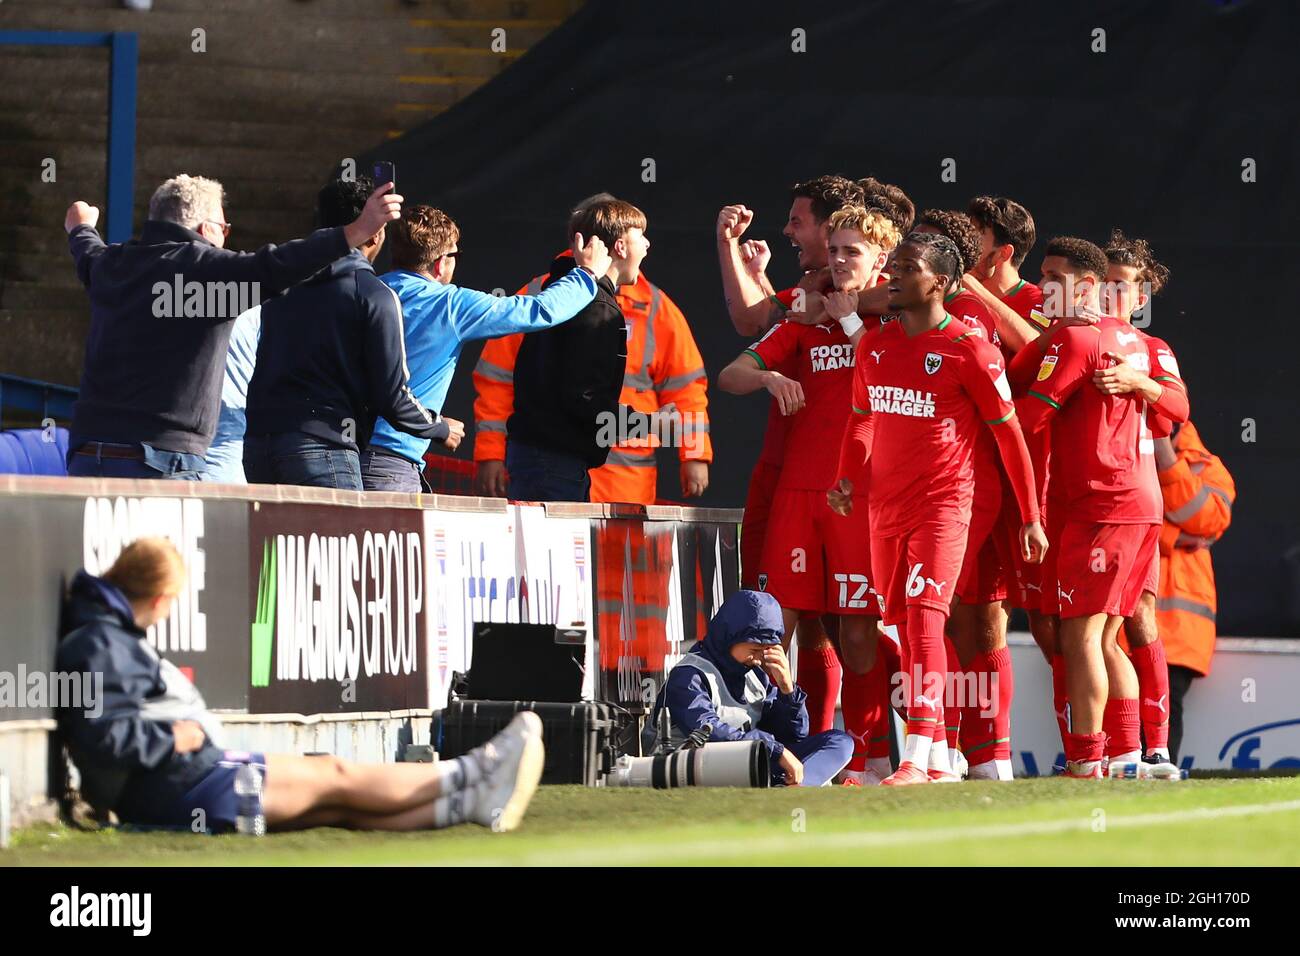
top-left (1144, 332), bottom-right (1186, 439)
top-left (1020, 317), bottom-right (1162, 524)
top-left (945, 286), bottom-right (1001, 349)
top-left (755, 289), bottom-right (804, 467)
top-left (850, 315), bottom-right (1017, 535)
top-left (749, 319), bottom-right (859, 490)
top-left (1001, 279), bottom-right (1046, 325)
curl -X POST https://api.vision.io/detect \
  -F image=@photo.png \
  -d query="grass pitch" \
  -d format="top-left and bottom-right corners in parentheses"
top-left (5, 775), bottom-right (1298, 866)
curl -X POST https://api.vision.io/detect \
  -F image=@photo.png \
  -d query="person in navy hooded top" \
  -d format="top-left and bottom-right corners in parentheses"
top-left (655, 590), bottom-right (853, 786)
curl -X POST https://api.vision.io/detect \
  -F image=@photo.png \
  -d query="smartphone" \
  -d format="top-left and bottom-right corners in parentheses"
top-left (373, 161), bottom-right (395, 193)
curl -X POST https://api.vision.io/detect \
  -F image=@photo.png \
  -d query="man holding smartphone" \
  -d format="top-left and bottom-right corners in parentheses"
top-left (243, 175), bottom-right (448, 489)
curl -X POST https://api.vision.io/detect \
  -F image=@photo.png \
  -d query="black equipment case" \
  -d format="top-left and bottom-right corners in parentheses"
top-left (434, 700), bottom-right (636, 787)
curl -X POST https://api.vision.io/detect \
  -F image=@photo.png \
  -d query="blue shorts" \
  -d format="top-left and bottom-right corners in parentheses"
top-left (175, 751), bottom-right (267, 833)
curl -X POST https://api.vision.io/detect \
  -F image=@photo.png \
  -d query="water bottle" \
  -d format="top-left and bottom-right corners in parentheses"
top-left (234, 764), bottom-right (265, 836)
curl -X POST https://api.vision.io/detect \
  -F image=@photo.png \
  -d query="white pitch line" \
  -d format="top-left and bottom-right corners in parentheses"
top-left (454, 797), bottom-right (1300, 867)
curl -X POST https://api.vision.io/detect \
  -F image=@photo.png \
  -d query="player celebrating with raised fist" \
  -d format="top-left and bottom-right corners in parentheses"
top-left (830, 233), bottom-right (1046, 786)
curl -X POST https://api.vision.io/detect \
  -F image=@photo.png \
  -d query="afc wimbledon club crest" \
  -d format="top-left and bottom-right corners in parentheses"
top-left (758, 573), bottom-right (768, 592)
top-left (924, 352), bottom-right (943, 375)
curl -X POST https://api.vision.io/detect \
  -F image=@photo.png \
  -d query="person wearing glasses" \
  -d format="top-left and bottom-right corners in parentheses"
top-left (63, 174), bottom-right (401, 479)
top-left (360, 205), bottom-right (611, 492)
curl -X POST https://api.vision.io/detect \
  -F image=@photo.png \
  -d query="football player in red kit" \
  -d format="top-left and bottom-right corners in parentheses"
top-left (1099, 230), bottom-right (1189, 776)
top-left (1015, 238), bottom-right (1188, 779)
top-left (830, 233), bottom-right (1046, 786)
top-left (720, 208), bottom-right (901, 763)
top-left (904, 210), bottom-right (1018, 779)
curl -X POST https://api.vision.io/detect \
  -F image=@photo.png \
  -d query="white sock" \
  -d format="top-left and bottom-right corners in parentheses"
top-left (902, 733), bottom-right (932, 769)
top-left (969, 758), bottom-right (1016, 781)
top-left (867, 757), bottom-right (892, 778)
top-left (432, 786), bottom-right (478, 829)
top-left (1111, 749), bottom-right (1141, 765)
top-left (928, 738), bottom-right (952, 774)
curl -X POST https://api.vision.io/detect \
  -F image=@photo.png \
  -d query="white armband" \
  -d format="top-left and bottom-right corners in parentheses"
top-left (836, 313), bottom-right (864, 338)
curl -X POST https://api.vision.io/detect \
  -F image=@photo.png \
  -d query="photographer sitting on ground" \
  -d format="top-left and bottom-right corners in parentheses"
top-left (648, 589), bottom-right (853, 786)
top-left (56, 537), bottom-right (543, 833)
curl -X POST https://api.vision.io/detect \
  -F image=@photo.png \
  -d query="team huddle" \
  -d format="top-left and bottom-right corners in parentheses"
top-left (716, 177), bottom-right (1188, 785)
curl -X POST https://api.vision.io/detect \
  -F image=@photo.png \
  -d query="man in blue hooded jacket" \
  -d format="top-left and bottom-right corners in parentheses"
top-left (653, 590), bottom-right (854, 786)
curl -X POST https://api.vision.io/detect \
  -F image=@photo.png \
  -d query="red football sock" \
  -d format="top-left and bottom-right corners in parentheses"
top-left (1129, 641), bottom-right (1171, 753)
top-left (1064, 731), bottom-right (1106, 766)
top-left (961, 648), bottom-right (1010, 766)
top-left (840, 662), bottom-right (882, 772)
top-left (797, 644), bottom-right (842, 735)
top-left (903, 606), bottom-right (948, 740)
top-left (943, 635), bottom-right (962, 750)
top-left (1050, 653), bottom-right (1069, 744)
top-left (1103, 698), bottom-right (1141, 758)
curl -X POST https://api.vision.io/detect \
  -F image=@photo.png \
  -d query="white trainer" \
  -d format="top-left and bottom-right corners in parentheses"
top-left (469, 711), bottom-right (545, 832)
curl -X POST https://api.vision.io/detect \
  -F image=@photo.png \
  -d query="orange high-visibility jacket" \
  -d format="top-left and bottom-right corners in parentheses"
top-left (473, 267), bottom-right (711, 504)
top-left (1155, 421), bottom-right (1235, 675)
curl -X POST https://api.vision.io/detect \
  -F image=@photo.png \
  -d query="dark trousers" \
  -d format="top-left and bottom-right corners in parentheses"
top-left (243, 433), bottom-right (361, 490)
top-left (505, 439), bottom-right (592, 502)
top-left (67, 441), bottom-right (205, 480)
top-left (359, 448), bottom-right (426, 493)
top-left (1168, 664), bottom-right (1198, 763)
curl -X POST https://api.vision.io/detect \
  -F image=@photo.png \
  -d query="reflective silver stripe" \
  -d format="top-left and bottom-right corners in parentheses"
top-left (654, 367), bottom-right (706, 392)
top-left (1175, 532), bottom-right (1212, 549)
top-left (637, 287), bottom-right (660, 382)
top-left (1155, 596), bottom-right (1216, 623)
top-left (1189, 460), bottom-right (1207, 474)
top-left (473, 358), bottom-right (514, 383)
top-left (524, 277), bottom-right (543, 296)
top-left (476, 419), bottom-right (507, 434)
top-left (681, 419), bottom-right (710, 434)
top-left (1207, 486), bottom-right (1233, 510)
top-left (1165, 486), bottom-right (1210, 523)
top-left (624, 371), bottom-right (654, 390)
top-left (605, 449), bottom-right (656, 468)
top-left (597, 598), bottom-right (667, 620)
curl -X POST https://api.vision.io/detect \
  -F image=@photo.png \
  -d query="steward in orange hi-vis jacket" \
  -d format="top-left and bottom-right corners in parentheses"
top-left (473, 261), bottom-right (712, 504)
top-left (1154, 420), bottom-right (1235, 677)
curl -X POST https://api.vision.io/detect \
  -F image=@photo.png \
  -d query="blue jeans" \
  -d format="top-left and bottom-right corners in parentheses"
top-left (67, 441), bottom-right (205, 480)
top-left (359, 448), bottom-right (426, 493)
top-left (505, 440), bottom-right (591, 502)
top-left (775, 730), bottom-right (855, 787)
top-left (243, 433), bottom-right (362, 490)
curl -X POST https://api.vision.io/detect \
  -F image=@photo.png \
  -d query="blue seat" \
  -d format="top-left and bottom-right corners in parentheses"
top-left (0, 427), bottom-right (70, 475)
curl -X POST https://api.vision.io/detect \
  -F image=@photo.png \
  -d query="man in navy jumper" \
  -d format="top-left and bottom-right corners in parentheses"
top-left (63, 174), bottom-right (402, 479)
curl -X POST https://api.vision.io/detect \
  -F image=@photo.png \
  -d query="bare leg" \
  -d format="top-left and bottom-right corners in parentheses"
top-left (1101, 614), bottom-right (1139, 699)
top-left (262, 754), bottom-right (460, 824)
top-left (947, 601), bottom-right (978, 668)
top-left (1124, 591), bottom-right (1158, 648)
top-left (272, 801), bottom-right (447, 833)
top-left (838, 615), bottom-right (879, 674)
top-left (975, 602), bottom-right (1008, 654)
top-left (1027, 608), bottom-right (1058, 661)
top-left (780, 607), bottom-right (801, 653)
top-left (1059, 613), bottom-right (1109, 733)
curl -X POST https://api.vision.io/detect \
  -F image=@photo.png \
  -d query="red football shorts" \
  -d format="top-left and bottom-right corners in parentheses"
top-left (956, 488), bottom-right (1008, 605)
top-left (759, 488), bottom-right (875, 615)
top-left (741, 459), bottom-right (781, 588)
top-left (871, 512), bottom-right (968, 626)
top-left (1052, 521), bottom-right (1161, 619)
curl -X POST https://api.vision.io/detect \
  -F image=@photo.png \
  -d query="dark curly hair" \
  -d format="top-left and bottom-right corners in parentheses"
top-left (790, 175), bottom-right (864, 224)
top-left (317, 173), bottom-right (374, 229)
top-left (859, 176), bottom-right (915, 234)
top-left (915, 209), bottom-right (981, 275)
top-left (1044, 236), bottom-right (1109, 280)
top-left (968, 195), bottom-right (1036, 267)
top-left (1105, 228), bottom-right (1170, 294)
top-left (902, 231), bottom-right (962, 295)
